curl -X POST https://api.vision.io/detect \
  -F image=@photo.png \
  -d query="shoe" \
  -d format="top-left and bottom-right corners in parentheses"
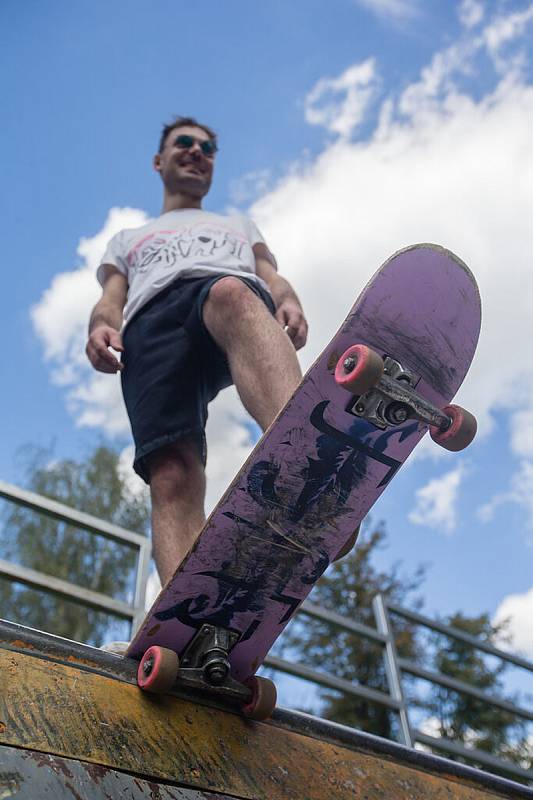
top-left (100, 641), bottom-right (130, 656)
top-left (332, 523), bottom-right (361, 562)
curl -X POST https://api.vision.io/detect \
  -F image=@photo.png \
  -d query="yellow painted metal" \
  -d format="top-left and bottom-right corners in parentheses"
top-left (0, 650), bottom-right (515, 799)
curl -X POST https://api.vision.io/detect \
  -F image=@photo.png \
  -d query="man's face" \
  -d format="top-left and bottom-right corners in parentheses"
top-left (154, 125), bottom-right (216, 199)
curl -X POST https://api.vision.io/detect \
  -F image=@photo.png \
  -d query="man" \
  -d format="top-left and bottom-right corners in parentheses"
top-left (86, 116), bottom-right (308, 587)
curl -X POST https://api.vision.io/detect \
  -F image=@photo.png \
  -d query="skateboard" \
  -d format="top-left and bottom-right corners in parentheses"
top-left (127, 243), bottom-right (481, 719)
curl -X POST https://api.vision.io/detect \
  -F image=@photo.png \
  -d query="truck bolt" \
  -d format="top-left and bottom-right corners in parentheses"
top-left (343, 356), bottom-right (356, 373)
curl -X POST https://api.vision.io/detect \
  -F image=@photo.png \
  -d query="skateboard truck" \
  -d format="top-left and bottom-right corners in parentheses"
top-left (137, 625), bottom-right (278, 720)
top-left (178, 625), bottom-right (246, 697)
top-left (336, 346), bottom-right (477, 451)
top-left (344, 355), bottom-right (450, 430)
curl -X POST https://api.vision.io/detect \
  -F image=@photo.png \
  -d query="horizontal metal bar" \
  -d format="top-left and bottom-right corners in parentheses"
top-left (415, 730), bottom-right (533, 783)
top-left (0, 479), bottom-right (148, 549)
top-left (0, 618), bottom-right (139, 683)
top-left (264, 654), bottom-right (401, 710)
top-left (0, 558), bottom-right (136, 620)
top-left (300, 600), bottom-right (387, 643)
top-left (398, 657), bottom-right (533, 721)
top-left (387, 601), bottom-right (533, 673)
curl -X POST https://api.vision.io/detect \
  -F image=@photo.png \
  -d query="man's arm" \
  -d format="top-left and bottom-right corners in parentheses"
top-left (86, 267), bottom-right (128, 373)
top-left (254, 246), bottom-right (308, 351)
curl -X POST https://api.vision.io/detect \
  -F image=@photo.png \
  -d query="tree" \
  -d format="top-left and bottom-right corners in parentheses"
top-left (0, 444), bottom-right (150, 645)
top-left (423, 612), bottom-right (532, 776)
top-left (277, 520), bottom-right (427, 738)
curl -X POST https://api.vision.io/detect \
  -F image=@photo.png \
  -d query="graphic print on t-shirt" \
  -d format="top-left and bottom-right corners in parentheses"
top-left (127, 223), bottom-right (250, 274)
top-left (98, 210), bottom-right (270, 326)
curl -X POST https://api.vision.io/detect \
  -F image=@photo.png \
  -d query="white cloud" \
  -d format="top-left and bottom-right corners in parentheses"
top-left (408, 465), bottom-right (466, 533)
top-left (459, 0), bottom-right (484, 30)
top-left (478, 460), bottom-right (533, 533)
top-left (355, 0), bottom-right (419, 21)
top-left (483, 4), bottom-right (533, 54)
top-left (117, 444), bottom-right (146, 499)
top-left (204, 387), bottom-right (258, 512)
top-left (31, 207), bottom-right (149, 391)
top-left (69, 372), bottom-right (129, 435)
top-left (229, 168), bottom-right (272, 207)
top-left (493, 586), bottom-right (533, 658)
top-left (395, 4), bottom-right (533, 118)
top-left (305, 59), bottom-right (378, 138)
top-left (510, 410), bottom-right (533, 459)
top-left (418, 715), bottom-right (441, 738)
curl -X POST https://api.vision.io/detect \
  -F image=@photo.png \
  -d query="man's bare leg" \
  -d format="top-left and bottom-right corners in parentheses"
top-left (148, 280), bottom-right (302, 586)
top-left (148, 440), bottom-right (206, 585)
top-left (202, 277), bottom-right (302, 430)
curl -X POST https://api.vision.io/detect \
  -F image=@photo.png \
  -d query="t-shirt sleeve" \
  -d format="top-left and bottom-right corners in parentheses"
top-left (244, 216), bottom-right (278, 271)
top-left (96, 230), bottom-right (129, 286)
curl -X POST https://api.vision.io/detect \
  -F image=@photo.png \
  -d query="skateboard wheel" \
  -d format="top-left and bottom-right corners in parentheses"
top-left (137, 646), bottom-right (179, 693)
top-left (241, 676), bottom-right (277, 721)
top-left (430, 405), bottom-right (477, 451)
top-left (335, 345), bottom-right (384, 395)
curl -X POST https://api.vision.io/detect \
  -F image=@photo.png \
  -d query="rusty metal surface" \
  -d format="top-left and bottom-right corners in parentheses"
top-left (1, 620), bottom-right (532, 798)
top-left (0, 618), bottom-right (139, 683)
top-left (0, 744), bottom-right (236, 798)
top-left (1, 647), bottom-right (529, 800)
top-left (275, 710), bottom-right (533, 799)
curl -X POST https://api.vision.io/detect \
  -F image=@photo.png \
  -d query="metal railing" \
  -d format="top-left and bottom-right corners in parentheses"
top-left (0, 479), bottom-right (151, 634)
top-left (265, 595), bottom-right (533, 784)
top-left (0, 477), bottom-right (531, 783)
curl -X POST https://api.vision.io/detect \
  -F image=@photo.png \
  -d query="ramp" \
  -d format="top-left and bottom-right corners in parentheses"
top-left (0, 620), bottom-right (530, 799)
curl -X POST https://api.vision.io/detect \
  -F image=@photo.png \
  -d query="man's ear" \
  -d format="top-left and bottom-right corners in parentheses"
top-left (153, 153), bottom-right (161, 173)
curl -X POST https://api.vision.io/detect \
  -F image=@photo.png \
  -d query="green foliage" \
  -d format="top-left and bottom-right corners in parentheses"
top-left (0, 444), bottom-right (150, 645)
top-left (424, 612), bottom-right (532, 775)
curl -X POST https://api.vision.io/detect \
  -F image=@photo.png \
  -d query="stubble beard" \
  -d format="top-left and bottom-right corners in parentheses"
top-left (165, 163), bottom-right (212, 200)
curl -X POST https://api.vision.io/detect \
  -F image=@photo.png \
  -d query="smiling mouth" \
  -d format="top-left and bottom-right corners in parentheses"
top-left (182, 163), bottom-right (206, 175)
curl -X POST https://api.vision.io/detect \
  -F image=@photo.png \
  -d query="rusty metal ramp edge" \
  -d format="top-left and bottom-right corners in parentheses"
top-left (274, 709), bottom-right (533, 799)
top-left (1, 619), bottom-right (531, 800)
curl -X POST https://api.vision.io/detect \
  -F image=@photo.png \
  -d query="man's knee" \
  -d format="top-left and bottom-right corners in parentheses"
top-left (203, 277), bottom-right (258, 323)
top-left (148, 440), bottom-right (205, 500)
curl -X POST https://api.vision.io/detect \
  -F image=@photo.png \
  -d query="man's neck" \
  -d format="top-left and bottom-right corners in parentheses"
top-left (162, 191), bottom-right (203, 213)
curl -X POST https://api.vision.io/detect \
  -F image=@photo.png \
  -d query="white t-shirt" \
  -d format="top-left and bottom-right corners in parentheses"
top-left (98, 209), bottom-right (275, 326)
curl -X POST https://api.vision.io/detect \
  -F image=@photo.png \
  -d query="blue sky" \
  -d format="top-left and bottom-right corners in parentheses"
top-left (2, 0), bottom-right (533, 674)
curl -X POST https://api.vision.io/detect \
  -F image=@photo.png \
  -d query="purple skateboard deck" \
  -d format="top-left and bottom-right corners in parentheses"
top-left (128, 244), bottom-right (481, 685)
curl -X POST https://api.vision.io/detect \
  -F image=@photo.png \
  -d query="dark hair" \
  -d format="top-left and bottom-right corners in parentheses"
top-left (158, 116), bottom-right (218, 153)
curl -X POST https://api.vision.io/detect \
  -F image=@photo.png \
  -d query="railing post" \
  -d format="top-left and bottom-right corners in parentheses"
top-left (372, 593), bottom-right (413, 747)
top-left (132, 539), bottom-right (152, 635)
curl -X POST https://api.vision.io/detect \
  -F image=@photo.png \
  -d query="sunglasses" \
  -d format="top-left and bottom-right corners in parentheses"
top-left (173, 134), bottom-right (218, 157)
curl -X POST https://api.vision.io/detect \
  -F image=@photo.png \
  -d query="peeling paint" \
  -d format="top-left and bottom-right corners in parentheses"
top-left (0, 771), bottom-right (22, 799)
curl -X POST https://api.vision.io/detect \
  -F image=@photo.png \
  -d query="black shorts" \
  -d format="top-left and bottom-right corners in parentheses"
top-left (121, 275), bottom-right (276, 484)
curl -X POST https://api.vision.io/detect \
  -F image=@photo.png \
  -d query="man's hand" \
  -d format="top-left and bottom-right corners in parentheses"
top-left (254, 251), bottom-right (308, 351)
top-left (275, 300), bottom-right (308, 351)
top-left (86, 269), bottom-right (128, 373)
top-left (86, 325), bottom-right (124, 373)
